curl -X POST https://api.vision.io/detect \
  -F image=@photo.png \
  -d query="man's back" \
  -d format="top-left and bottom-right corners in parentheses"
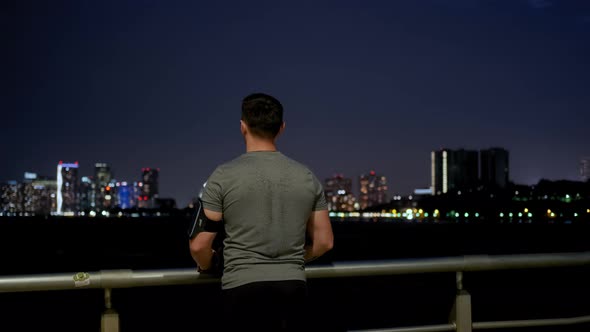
top-left (201, 151), bottom-right (326, 289)
top-left (189, 93), bottom-right (332, 331)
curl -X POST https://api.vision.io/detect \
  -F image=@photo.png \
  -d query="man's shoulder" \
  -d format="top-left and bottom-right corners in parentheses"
top-left (209, 153), bottom-right (257, 175)
top-left (217, 157), bottom-right (239, 169)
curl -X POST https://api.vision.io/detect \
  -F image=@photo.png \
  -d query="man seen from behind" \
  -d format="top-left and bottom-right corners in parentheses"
top-left (189, 92), bottom-right (334, 331)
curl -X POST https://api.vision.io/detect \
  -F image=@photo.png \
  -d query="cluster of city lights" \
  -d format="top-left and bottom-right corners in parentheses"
top-left (328, 208), bottom-right (440, 220)
top-left (0, 210), bottom-right (170, 218)
top-left (499, 208), bottom-right (533, 218)
top-left (328, 207), bottom-right (590, 221)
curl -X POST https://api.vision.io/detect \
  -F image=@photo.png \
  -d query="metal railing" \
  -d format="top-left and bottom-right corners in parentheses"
top-left (1, 252), bottom-right (589, 332)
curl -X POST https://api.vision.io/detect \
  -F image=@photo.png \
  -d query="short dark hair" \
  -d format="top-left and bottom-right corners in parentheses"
top-left (241, 93), bottom-right (284, 139)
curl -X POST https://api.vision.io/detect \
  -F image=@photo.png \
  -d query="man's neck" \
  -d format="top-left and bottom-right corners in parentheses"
top-left (245, 137), bottom-right (278, 152)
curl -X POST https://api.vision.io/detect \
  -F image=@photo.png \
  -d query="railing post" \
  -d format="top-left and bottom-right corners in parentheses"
top-left (450, 271), bottom-right (472, 332)
top-left (101, 288), bottom-right (119, 332)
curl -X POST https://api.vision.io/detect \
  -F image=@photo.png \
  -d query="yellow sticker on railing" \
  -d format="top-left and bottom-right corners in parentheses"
top-left (73, 272), bottom-right (90, 287)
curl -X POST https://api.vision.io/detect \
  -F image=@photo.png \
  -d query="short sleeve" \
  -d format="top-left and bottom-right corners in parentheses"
top-left (311, 173), bottom-right (328, 211)
top-left (201, 167), bottom-right (224, 212)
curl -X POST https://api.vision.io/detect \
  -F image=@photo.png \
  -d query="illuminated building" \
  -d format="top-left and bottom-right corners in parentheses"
top-left (116, 181), bottom-right (133, 209)
top-left (581, 157), bottom-right (590, 182)
top-left (431, 149), bottom-right (478, 195)
top-left (359, 170), bottom-right (388, 210)
top-left (100, 179), bottom-right (138, 210)
top-left (139, 168), bottom-right (159, 208)
top-left (22, 173), bottom-right (36, 213)
top-left (1, 181), bottom-right (22, 214)
top-left (95, 182), bottom-right (116, 210)
top-left (104, 180), bottom-right (120, 209)
top-left (56, 161), bottom-right (79, 214)
top-left (324, 174), bottom-right (357, 211)
top-left (94, 163), bottom-right (112, 209)
top-left (132, 182), bottom-right (143, 207)
top-left (481, 148), bottom-right (510, 189)
top-left (2, 173), bottom-right (58, 215)
top-left (95, 163), bottom-right (112, 187)
top-left (79, 176), bottom-right (96, 211)
top-left (31, 177), bottom-right (57, 215)
top-left (414, 188), bottom-right (433, 196)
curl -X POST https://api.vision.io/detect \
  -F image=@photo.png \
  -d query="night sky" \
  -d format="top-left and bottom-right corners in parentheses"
top-left (5, 0), bottom-right (590, 207)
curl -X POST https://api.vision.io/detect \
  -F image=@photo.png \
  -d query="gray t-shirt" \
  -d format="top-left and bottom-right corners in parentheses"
top-left (201, 151), bottom-right (328, 289)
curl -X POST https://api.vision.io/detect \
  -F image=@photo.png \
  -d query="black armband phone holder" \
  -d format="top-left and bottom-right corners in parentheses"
top-left (188, 198), bottom-right (223, 239)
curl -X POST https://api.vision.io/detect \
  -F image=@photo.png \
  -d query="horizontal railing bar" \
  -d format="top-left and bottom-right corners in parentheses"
top-left (0, 252), bottom-right (589, 293)
top-left (307, 251), bottom-right (590, 279)
top-left (348, 323), bottom-right (455, 332)
top-left (473, 314), bottom-right (590, 329)
top-left (0, 269), bottom-right (219, 293)
top-left (348, 314), bottom-right (590, 332)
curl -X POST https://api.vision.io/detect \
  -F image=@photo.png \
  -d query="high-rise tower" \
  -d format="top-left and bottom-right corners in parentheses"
top-left (359, 170), bottom-right (388, 210)
top-left (480, 148), bottom-right (509, 189)
top-left (324, 174), bottom-right (357, 211)
top-left (56, 161), bottom-right (79, 214)
top-left (431, 149), bottom-right (478, 195)
top-left (139, 168), bottom-right (159, 208)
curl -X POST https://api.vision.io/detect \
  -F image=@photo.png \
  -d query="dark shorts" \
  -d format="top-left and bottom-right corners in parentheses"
top-left (222, 280), bottom-right (308, 332)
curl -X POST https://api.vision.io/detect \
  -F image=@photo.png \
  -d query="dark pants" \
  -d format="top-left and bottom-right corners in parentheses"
top-left (222, 280), bottom-right (308, 332)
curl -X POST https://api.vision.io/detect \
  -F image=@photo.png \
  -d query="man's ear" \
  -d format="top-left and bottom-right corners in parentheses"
top-left (240, 120), bottom-right (247, 136)
top-left (277, 121), bottom-right (286, 137)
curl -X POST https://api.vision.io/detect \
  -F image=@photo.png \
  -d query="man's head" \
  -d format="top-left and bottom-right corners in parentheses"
top-left (241, 93), bottom-right (284, 139)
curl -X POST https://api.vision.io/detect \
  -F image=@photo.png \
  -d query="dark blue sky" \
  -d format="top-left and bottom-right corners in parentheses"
top-left (5, 0), bottom-right (590, 206)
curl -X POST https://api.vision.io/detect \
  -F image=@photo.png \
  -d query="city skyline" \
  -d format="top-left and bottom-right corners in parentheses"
top-left (2, 156), bottom-right (588, 219)
top-left (6, 1), bottom-right (590, 207)
top-left (1, 147), bottom-right (587, 209)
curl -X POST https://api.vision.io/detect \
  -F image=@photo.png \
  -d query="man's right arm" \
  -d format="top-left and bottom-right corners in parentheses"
top-left (304, 209), bottom-right (334, 263)
top-left (188, 208), bottom-right (223, 271)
